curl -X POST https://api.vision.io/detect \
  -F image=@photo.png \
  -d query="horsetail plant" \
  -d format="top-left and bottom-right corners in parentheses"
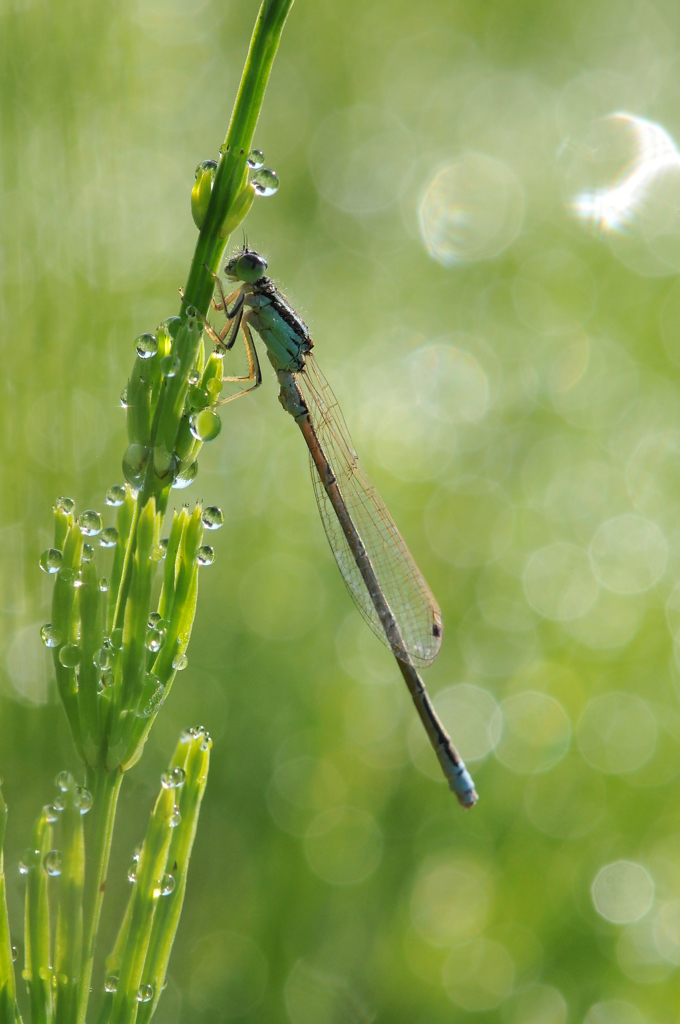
top-left (0, 0), bottom-right (294, 1021)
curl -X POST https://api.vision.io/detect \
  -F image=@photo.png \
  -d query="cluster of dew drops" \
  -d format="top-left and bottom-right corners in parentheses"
top-left (245, 148), bottom-right (279, 196)
top-left (18, 770), bottom-right (92, 884)
top-left (206, 147), bottom-right (279, 197)
top-left (105, 728), bottom-right (211, 1004)
top-left (38, 493), bottom-right (225, 688)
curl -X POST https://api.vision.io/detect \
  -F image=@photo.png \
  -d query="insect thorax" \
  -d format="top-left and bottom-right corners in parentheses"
top-left (253, 276), bottom-right (313, 353)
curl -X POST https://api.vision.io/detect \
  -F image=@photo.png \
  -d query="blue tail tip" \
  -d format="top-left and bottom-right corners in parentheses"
top-left (451, 761), bottom-right (478, 809)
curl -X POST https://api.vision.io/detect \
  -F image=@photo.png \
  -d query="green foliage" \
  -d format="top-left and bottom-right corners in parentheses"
top-left (0, 0), bottom-right (294, 1021)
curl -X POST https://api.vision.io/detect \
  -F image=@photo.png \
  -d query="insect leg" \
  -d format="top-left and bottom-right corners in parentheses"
top-left (216, 316), bottom-right (262, 405)
top-left (202, 263), bottom-right (243, 318)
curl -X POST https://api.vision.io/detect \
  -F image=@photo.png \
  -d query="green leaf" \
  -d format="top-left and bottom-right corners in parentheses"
top-left (51, 525), bottom-right (85, 760)
top-left (136, 730), bottom-right (210, 1024)
top-left (54, 777), bottom-right (85, 1024)
top-left (78, 558), bottom-right (105, 765)
top-left (0, 785), bottom-right (16, 1024)
top-left (108, 784), bottom-right (176, 1024)
top-left (23, 810), bottom-right (53, 1024)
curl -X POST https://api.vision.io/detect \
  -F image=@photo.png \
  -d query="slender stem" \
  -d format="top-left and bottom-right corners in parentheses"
top-left (76, 768), bottom-right (123, 1024)
top-left (182, 0), bottom-right (294, 319)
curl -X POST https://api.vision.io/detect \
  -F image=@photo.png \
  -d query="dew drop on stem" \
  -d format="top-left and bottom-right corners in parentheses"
top-left (251, 167), bottom-right (279, 196)
top-left (196, 545), bottom-right (215, 566)
top-left (55, 771), bottom-right (74, 791)
top-left (43, 850), bottom-right (61, 876)
top-left (105, 484), bottom-right (126, 506)
top-left (41, 624), bottom-right (62, 649)
top-left (79, 510), bottom-right (103, 537)
top-left (135, 334), bottom-right (158, 359)
top-left (39, 548), bottom-right (62, 573)
top-left (202, 506), bottom-right (224, 530)
top-left (137, 984), bottom-right (154, 1003)
top-left (75, 786), bottom-right (92, 814)
top-left (58, 644), bottom-right (81, 668)
top-left (56, 496), bottom-right (75, 514)
top-left (161, 354), bottom-right (180, 377)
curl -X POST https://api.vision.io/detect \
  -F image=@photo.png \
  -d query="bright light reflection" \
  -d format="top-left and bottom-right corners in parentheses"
top-left (571, 113), bottom-right (680, 232)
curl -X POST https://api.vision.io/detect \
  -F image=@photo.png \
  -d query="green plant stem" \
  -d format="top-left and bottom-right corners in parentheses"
top-left (182, 0), bottom-right (295, 319)
top-left (76, 768), bottom-right (123, 1024)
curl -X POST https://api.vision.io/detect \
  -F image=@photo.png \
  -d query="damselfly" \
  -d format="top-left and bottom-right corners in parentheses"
top-left (202, 248), bottom-right (477, 808)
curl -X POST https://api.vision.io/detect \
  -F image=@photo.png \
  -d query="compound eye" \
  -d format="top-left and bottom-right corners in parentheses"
top-left (237, 252), bottom-right (267, 281)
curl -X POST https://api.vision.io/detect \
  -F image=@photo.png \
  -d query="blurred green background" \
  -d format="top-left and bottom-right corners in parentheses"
top-left (4, 0), bottom-right (680, 1020)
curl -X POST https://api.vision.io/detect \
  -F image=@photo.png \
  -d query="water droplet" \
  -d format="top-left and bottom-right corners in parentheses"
top-left (247, 148), bottom-right (265, 169)
top-left (39, 548), bottom-right (62, 574)
top-left (120, 385), bottom-right (129, 409)
top-left (55, 771), bottom-right (74, 792)
top-left (169, 805), bottom-right (181, 828)
top-left (201, 733), bottom-right (212, 751)
top-left (180, 727), bottom-right (195, 742)
top-left (148, 613), bottom-right (161, 628)
top-left (158, 538), bottom-right (169, 558)
top-left (104, 974), bottom-right (118, 993)
top-left (99, 577), bottom-right (109, 593)
top-left (58, 644), bottom-right (80, 668)
top-left (127, 863), bottom-right (137, 883)
top-left (137, 983), bottom-right (154, 1003)
top-left (202, 506), bottom-right (224, 530)
top-left (79, 510), bottom-right (103, 537)
top-left (94, 647), bottom-right (113, 670)
top-left (11, 946), bottom-right (17, 963)
top-left (105, 484), bottom-right (126, 507)
top-left (56, 496), bottom-right (75, 514)
top-left (160, 767), bottom-right (186, 789)
top-left (206, 377), bottom-right (223, 399)
top-left (190, 409), bottom-right (221, 442)
top-left (111, 628), bottom-right (124, 650)
top-left (135, 333), bottom-right (158, 359)
top-left (187, 369), bottom-right (201, 385)
top-left (81, 544), bottom-right (94, 562)
top-left (213, 341), bottom-right (227, 358)
top-left (161, 355), bottom-right (180, 378)
top-left (172, 653), bottom-right (188, 671)
top-left (251, 167), bottom-right (279, 196)
top-left (100, 527), bottom-right (119, 548)
top-left (41, 624), bottom-right (62, 649)
top-left (44, 804), bottom-right (59, 823)
top-left (195, 158), bottom-right (218, 180)
top-left (72, 572), bottom-right (84, 589)
top-left (122, 444), bottom-right (152, 490)
top-left (19, 849), bottom-right (38, 875)
top-left (187, 385), bottom-right (210, 410)
top-left (196, 546), bottom-right (215, 566)
top-left (43, 850), bottom-right (61, 876)
top-left (137, 676), bottom-right (165, 718)
top-left (75, 786), bottom-right (92, 814)
top-left (58, 568), bottom-right (77, 585)
top-left (145, 629), bottom-right (163, 653)
top-left (160, 873), bottom-right (175, 895)
top-left (172, 461), bottom-right (198, 489)
top-left (53, 797), bottom-right (65, 812)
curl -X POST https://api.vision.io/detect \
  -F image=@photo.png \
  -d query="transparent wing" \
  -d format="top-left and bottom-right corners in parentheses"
top-left (296, 355), bottom-right (443, 666)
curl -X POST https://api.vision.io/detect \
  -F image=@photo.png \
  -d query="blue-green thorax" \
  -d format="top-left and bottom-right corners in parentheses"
top-left (242, 276), bottom-right (313, 373)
